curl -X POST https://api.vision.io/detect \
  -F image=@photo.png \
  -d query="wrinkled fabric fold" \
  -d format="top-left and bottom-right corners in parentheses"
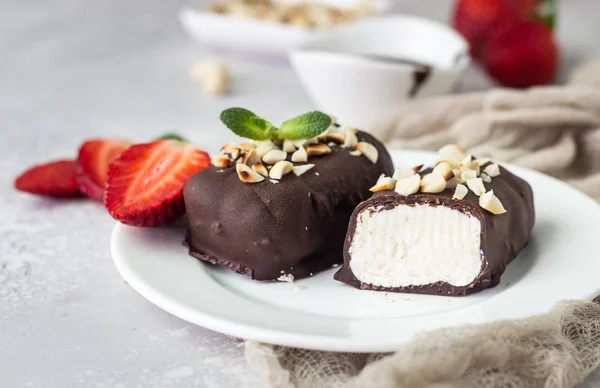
top-left (368, 85), bottom-right (600, 200)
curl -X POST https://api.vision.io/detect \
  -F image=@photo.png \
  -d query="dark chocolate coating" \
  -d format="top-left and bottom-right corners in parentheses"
top-left (334, 164), bottom-right (535, 296)
top-left (183, 131), bottom-right (394, 281)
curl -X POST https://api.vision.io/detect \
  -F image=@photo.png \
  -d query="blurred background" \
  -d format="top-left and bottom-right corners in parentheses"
top-left (3, 0), bottom-right (600, 156)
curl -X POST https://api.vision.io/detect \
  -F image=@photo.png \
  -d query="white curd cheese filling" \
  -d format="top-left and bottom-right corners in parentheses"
top-left (349, 204), bottom-right (483, 288)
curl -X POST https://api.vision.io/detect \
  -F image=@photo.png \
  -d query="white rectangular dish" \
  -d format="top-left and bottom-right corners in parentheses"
top-left (179, 0), bottom-right (394, 57)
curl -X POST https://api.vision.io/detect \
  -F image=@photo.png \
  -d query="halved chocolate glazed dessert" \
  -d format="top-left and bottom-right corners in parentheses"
top-left (183, 109), bottom-right (394, 281)
top-left (334, 145), bottom-right (535, 296)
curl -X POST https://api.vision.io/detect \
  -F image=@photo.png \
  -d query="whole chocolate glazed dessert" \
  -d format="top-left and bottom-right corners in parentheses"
top-left (334, 145), bottom-right (535, 296)
top-left (183, 109), bottom-right (394, 281)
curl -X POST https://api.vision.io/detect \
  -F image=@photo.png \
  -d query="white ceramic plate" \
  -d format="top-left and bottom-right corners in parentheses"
top-left (111, 149), bottom-right (600, 353)
top-left (179, 0), bottom-right (393, 58)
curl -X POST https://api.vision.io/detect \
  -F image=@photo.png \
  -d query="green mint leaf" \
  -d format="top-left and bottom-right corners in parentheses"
top-left (156, 132), bottom-right (188, 142)
top-left (275, 111), bottom-right (332, 140)
top-left (220, 108), bottom-right (274, 140)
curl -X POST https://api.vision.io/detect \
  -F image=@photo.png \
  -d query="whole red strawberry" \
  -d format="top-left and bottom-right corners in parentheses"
top-left (453, 0), bottom-right (537, 59)
top-left (480, 18), bottom-right (558, 88)
top-left (75, 138), bottom-right (131, 202)
top-left (14, 160), bottom-right (83, 198)
top-left (105, 139), bottom-right (210, 227)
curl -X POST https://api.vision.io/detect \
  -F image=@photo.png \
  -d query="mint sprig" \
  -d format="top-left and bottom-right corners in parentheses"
top-left (220, 108), bottom-right (275, 141)
top-left (219, 108), bottom-right (332, 141)
top-left (276, 111), bottom-right (332, 140)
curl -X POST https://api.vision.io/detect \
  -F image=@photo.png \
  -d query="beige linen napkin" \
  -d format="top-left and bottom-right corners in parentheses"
top-left (371, 85), bottom-right (600, 201)
top-left (244, 60), bottom-right (600, 388)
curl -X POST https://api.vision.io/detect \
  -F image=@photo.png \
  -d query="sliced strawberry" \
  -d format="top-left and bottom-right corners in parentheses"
top-left (105, 139), bottom-right (210, 227)
top-left (14, 160), bottom-right (83, 198)
top-left (75, 138), bottom-right (131, 201)
top-left (480, 18), bottom-right (558, 87)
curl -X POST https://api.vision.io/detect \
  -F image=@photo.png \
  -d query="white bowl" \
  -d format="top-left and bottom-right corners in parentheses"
top-left (289, 15), bottom-right (470, 129)
top-left (179, 0), bottom-right (393, 58)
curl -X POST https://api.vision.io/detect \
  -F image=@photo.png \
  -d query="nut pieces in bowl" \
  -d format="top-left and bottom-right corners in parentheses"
top-left (204, 0), bottom-right (378, 29)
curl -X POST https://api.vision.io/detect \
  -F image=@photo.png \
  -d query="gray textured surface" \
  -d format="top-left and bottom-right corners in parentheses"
top-left (2, 0), bottom-right (600, 387)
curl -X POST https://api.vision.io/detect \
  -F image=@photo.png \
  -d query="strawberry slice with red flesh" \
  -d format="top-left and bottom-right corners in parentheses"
top-left (75, 138), bottom-right (131, 201)
top-left (14, 160), bottom-right (83, 198)
top-left (105, 139), bottom-right (210, 227)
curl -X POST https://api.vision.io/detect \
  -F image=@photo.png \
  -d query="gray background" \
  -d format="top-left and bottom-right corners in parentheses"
top-left (2, 0), bottom-right (600, 387)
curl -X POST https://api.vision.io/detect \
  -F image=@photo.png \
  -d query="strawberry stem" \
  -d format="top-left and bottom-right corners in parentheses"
top-left (536, 0), bottom-right (556, 30)
top-left (156, 133), bottom-right (188, 142)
